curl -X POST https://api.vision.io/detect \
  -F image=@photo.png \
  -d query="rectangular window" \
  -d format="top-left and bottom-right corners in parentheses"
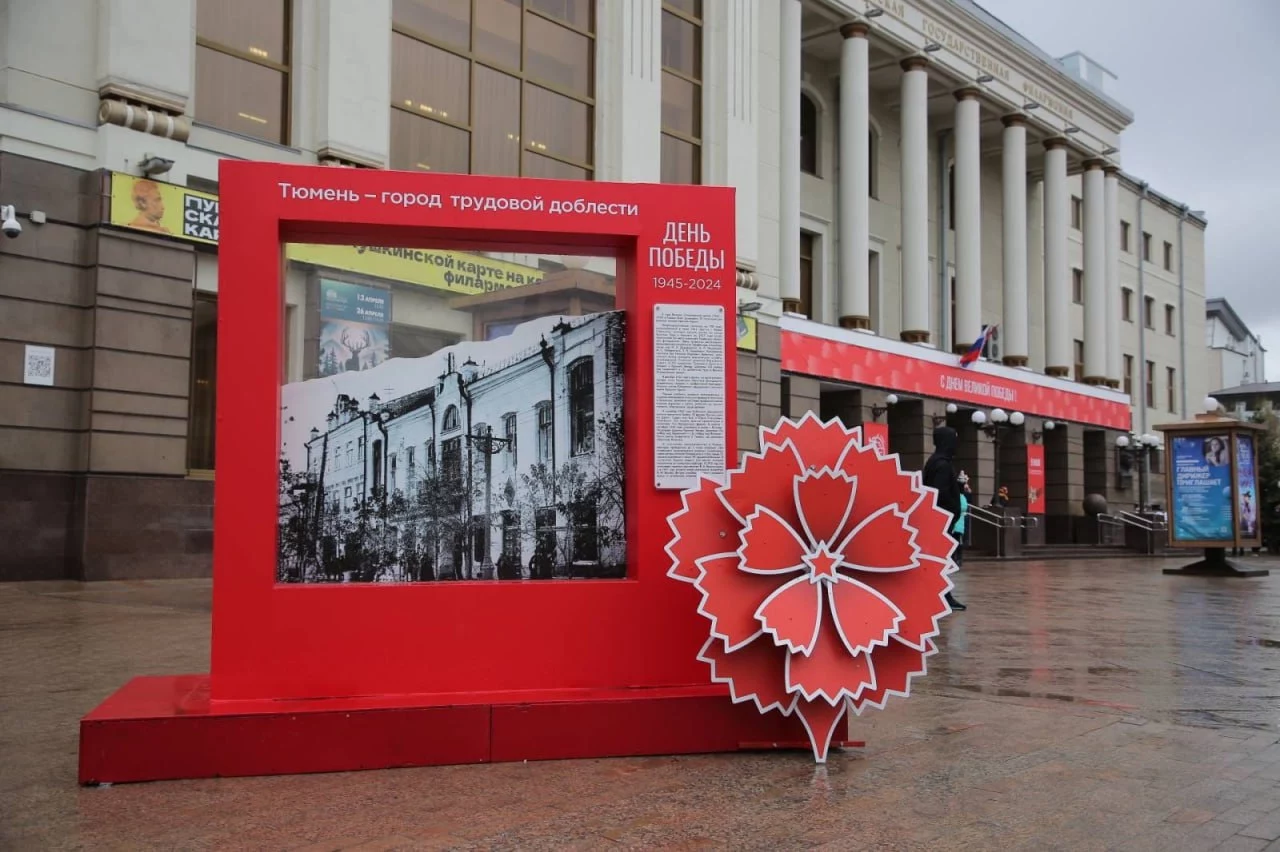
top-left (568, 358), bottom-right (595, 456)
top-left (187, 292), bottom-right (218, 471)
top-left (1123, 354), bottom-right (1133, 396)
top-left (1073, 339), bottom-right (1084, 382)
top-left (1142, 232), bottom-right (1152, 262)
top-left (798, 231), bottom-right (815, 320)
top-left (503, 411), bottom-right (518, 467)
top-left (1144, 296), bottom-right (1155, 330)
top-left (660, 1), bottom-right (702, 184)
top-left (1120, 220), bottom-right (1131, 252)
top-left (1145, 360), bottom-right (1155, 408)
top-left (1071, 196), bottom-right (1083, 230)
top-left (1121, 287), bottom-right (1133, 322)
top-left (391, 0), bottom-right (595, 178)
top-left (195, 0), bottom-right (291, 143)
top-left (536, 402), bottom-right (553, 465)
top-left (442, 436), bottom-right (461, 487)
top-left (1163, 240), bottom-right (1174, 271)
top-left (1167, 367), bottom-right (1177, 413)
top-left (1072, 268), bottom-right (1084, 304)
top-left (1165, 304), bottom-right (1175, 336)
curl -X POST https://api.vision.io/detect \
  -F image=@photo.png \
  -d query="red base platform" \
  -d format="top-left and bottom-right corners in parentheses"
top-left (79, 676), bottom-right (834, 785)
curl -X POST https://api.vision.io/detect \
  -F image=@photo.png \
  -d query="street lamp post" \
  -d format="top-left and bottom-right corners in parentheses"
top-left (1115, 432), bottom-right (1162, 511)
top-left (973, 408), bottom-right (1025, 500)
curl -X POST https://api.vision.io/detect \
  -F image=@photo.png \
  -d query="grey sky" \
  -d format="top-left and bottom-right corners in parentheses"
top-left (976, 0), bottom-right (1280, 382)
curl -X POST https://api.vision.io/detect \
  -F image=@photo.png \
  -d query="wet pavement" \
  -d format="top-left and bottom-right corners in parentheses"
top-left (5, 556), bottom-right (1280, 850)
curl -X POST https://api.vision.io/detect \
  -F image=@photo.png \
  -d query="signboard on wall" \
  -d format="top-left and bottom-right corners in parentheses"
top-left (105, 172), bottom-right (546, 295)
top-left (1026, 444), bottom-right (1046, 514)
top-left (317, 280), bottom-right (390, 376)
top-left (736, 315), bottom-right (758, 352)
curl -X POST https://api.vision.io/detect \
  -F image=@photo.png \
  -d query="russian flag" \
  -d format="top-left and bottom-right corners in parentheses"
top-left (959, 324), bottom-right (996, 367)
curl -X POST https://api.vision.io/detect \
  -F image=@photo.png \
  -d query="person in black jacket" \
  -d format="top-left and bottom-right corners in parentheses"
top-left (922, 425), bottom-right (966, 611)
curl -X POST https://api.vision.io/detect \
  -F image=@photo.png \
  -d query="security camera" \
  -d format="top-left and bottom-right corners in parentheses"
top-left (1, 205), bottom-right (20, 239)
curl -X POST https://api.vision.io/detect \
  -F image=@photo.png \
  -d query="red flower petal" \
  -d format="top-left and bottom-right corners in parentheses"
top-left (760, 412), bottom-right (859, 473)
top-left (828, 576), bottom-right (904, 655)
top-left (667, 477), bottom-right (743, 583)
top-left (838, 505), bottom-right (920, 572)
top-left (785, 612), bottom-right (876, 703)
top-left (795, 697), bottom-right (849, 763)
top-left (755, 574), bottom-right (822, 654)
top-left (719, 441), bottom-right (804, 532)
top-left (849, 637), bottom-right (935, 713)
top-left (839, 444), bottom-right (921, 530)
top-left (794, 470), bottom-right (856, 548)
top-left (739, 507), bottom-right (809, 574)
top-left (854, 559), bottom-right (951, 650)
top-left (905, 489), bottom-right (959, 564)
top-left (698, 635), bottom-right (797, 716)
top-left (693, 554), bottom-right (783, 650)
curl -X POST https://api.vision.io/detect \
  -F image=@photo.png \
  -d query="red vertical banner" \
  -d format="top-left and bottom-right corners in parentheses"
top-left (1027, 444), bottom-right (1046, 514)
top-left (863, 421), bottom-right (889, 456)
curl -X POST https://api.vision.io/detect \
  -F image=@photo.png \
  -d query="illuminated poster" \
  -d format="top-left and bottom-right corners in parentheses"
top-left (1170, 434), bottom-right (1233, 542)
top-left (1236, 434), bottom-right (1259, 540)
top-left (1026, 444), bottom-right (1046, 514)
top-left (317, 280), bottom-right (390, 377)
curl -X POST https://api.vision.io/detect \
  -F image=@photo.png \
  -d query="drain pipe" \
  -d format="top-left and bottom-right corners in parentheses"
top-left (937, 129), bottom-right (952, 351)
top-left (1136, 182), bottom-right (1148, 435)
top-left (1177, 205), bottom-right (1188, 416)
top-left (1136, 181), bottom-right (1150, 509)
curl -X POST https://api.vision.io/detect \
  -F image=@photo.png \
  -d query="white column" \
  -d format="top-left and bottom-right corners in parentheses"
top-left (899, 57), bottom-right (930, 342)
top-left (315, 0), bottom-right (392, 166)
top-left (1000, 115), bottom-right (1028, 366)
top-left (1043, 139), bottom-right (1071, 376)
top-left (838, 22), bottom-right (871, 329)
top-left (779, 0), bottom-right (803, 312)
top-left (1082, 160), bottom-right (1107, 384)
top-left (596, 0), bottom-right (662, 183)
top-left (953, 89), bottom-right (982, 353)
top-left (1104, 165), bottom-right (1122, 387)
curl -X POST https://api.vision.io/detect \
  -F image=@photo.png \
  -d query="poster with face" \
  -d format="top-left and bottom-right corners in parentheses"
top-left (1170, 434), bottom-right (1234, 543)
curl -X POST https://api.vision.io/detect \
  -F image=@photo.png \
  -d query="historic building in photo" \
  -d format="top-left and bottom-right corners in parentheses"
top-left (281, 312), bottom-right (626, 583)
top-left (0, 0), bottom-right (1207, 578)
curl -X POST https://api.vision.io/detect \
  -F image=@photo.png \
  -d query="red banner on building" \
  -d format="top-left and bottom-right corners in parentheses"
top-left (1027, 444), bottom-right (1046, 514)
top-left (863, 421), bottom-right (889, 457)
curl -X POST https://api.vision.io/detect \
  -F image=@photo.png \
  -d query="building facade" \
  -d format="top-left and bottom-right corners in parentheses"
top-left (0, 0), bottom-right (1207, 579)
top-left (1205, 297), bottom-right (1266, 395)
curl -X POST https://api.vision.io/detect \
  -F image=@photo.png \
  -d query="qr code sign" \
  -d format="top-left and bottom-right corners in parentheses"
top-left (24, 346), bottom-right (55, 386)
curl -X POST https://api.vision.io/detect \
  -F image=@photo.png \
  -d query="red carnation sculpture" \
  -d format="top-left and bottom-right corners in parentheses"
top-left (667, 412), bottom-right (958, 762)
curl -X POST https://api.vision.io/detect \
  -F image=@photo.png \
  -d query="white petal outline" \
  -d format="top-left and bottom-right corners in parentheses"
top-left (848, 636), bottom-right (940, 716)
top-left (715, 437), bottom-right (806, 526)
top-left (697, 635), bottom-right (799, 717)
top-left (784, 641), bottom-right (879, 705)
top-left (690, 553), bottom-right (767, 652)
top-left (758, 410), bottom-right (861, 456)
top-left (835, 504), bottom-right (922, 573)
top-left (795, 699), bottom-right (850, 765)
top-left (665, 473), bottom-right (738, 585)
top-left (792, 467), bottom-right (858, 551)
top-left (754, 574), bottom-right (824, 656)
top-left (737, 505), bottom-right (811, 576)
top-left (886, 558), bottom-right (959, 653)
top-left (827, 574), bottom-right (906, 656)
top-left (833, 440), bottom-right (929, 519)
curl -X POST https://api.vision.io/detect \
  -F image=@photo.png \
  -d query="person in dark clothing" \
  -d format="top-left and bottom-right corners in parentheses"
top-left (922, 425), bottom-right (966, 611)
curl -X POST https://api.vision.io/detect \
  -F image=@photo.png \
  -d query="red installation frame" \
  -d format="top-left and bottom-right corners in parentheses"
top-left (78, 161), bottom-right (813, 784)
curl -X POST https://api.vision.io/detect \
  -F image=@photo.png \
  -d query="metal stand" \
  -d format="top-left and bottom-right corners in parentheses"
top-left (1162, 547), bottom-right (1270, 578)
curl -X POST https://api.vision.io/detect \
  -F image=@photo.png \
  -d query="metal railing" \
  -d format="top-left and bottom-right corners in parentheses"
top-left (1097, 510), bottom-right (1168, 547)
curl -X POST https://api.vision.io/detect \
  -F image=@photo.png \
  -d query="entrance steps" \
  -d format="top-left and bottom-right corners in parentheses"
top-left (969, 544), bottom-right (1134, 562)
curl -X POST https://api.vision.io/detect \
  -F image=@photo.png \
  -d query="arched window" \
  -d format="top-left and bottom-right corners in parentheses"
top-left (568, 357), bottom-right (595, 456)
top-left (800, 93), bottom-right (818, 175)
top-left (443, 404), bottom-right (459, 432)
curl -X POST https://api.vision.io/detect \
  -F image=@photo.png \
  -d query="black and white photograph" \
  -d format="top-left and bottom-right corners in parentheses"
top-left (277, 311), bottom-right (626, 583)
